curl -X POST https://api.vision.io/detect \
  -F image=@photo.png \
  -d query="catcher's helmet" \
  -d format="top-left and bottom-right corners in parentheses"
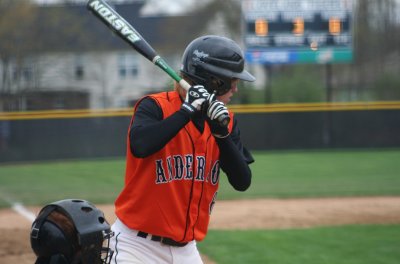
top-left (180, 35), bottom-right (255, 95)
top-left (30, 199), bottom-right (114, 264)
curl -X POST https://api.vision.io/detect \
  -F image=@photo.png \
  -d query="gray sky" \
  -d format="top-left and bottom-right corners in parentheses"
top-left (31, 0), bottom-right (400, 21)
top-left (32, 0), bottom-right (199, 15)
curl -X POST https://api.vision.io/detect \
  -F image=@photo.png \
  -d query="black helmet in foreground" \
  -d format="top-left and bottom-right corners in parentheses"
top-left (30, 199), bottom-right (114, 264)
top-left (180, 35), bottom-right (255, 96)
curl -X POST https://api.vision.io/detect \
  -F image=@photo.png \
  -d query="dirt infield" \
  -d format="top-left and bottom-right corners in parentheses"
top-left (1, 197), bottom-right (400, 264)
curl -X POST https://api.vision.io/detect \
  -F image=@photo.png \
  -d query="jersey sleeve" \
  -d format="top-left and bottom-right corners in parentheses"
top-left (216, 116), bottom-right (254, 191)
top-left (129, 97), bottom-right (191, 158)
top-left (230, 117), bottom-right (255, 164)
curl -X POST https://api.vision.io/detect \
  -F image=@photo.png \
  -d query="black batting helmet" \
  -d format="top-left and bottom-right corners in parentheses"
top-left (180, 35), bottom-right (255, 96)
top-left (30, 199), bottom-right (114, 264)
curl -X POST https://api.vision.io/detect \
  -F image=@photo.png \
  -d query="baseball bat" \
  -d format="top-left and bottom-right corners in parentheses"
top-left (86, 0), bottom-right (230, 126)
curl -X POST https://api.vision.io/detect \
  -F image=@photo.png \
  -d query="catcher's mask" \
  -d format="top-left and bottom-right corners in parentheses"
top-left (180, 35), bottom-right (255, 96)
top-left (30, 199), bottom-right (114, 264)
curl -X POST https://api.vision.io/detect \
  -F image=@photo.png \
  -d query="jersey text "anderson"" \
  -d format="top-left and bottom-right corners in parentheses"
top-left (155, 155), bottom-right (220, 185)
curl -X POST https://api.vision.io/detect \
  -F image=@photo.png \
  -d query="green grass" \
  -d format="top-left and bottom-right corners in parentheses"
top-left (0, 149), bottom-right (399, 207)
top-left (0, 150), bottom-right (399, 264)
top-left (218, 149), bottom-right (400, 199)
top-left (0, 158), bottom-right (125, 207)
top-left (198, 225), bottom-right (400, 264)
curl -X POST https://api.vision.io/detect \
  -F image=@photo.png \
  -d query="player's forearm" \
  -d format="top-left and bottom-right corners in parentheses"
top-left (130, 109), bottom-right (190, 158)
top-left (216, 136), bottom-right (252, 191)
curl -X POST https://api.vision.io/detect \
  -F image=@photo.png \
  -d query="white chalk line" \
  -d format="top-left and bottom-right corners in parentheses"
top-left (11, 202), bottom-right (36, 222)
top-left (0, 193), bottom-right (36, 223)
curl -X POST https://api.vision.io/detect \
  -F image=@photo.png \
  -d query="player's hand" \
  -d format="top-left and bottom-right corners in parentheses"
top-left (181, 85), bottom-right (210, 115)
top-left (206, 93), bottom-right (230, 138)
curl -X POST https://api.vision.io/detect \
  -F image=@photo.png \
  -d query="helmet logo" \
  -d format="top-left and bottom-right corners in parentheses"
top-left (193, 50), bottom-right (209, 62)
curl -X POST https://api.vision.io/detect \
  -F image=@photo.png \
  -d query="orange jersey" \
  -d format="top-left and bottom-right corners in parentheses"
top-left (115, 91), bottom-right (233, 243)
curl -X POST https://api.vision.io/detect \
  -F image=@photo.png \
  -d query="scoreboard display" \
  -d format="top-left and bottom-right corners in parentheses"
top-left (242, 0), bottom-right (354, 64)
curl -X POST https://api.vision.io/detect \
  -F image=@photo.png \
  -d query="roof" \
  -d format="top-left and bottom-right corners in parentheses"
top-left (34, 1), bottom-right (212, 54)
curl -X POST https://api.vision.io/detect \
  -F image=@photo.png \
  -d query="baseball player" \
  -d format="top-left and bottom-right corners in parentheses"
top-left (30, 199), bottom-right (114, 264)
top-left (110, 35), bottom-right (255, 264)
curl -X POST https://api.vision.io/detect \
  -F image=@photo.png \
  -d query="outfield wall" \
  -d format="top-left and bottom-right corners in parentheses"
top-left (0, 102), bottom-right (399, 163)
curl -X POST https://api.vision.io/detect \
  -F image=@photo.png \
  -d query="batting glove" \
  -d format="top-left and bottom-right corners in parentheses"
top-left (181, 85), bottom-right (210, 116)
top-left (206, 93), bottom-right (229, 121)
top-left (206, 93), bottom-right (230, 138)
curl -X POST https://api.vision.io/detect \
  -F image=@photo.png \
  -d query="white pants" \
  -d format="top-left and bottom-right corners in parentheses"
top-left (110, 218), bottom-right (204, 264)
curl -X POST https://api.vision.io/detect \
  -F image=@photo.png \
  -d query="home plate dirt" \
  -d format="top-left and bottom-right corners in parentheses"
top-left (1, 197), bottom-right (400, 264)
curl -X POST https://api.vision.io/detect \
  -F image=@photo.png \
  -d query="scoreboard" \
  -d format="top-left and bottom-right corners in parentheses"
top-left (242, 0), bottom-right (354, 64)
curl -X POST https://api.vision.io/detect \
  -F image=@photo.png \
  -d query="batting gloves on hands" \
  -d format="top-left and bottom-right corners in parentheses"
top-left (181, 85), bottom-right (210, 116)
top-left (206, 93), bottom-right (230, 138)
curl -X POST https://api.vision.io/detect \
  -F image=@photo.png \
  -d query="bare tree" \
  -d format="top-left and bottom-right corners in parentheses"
top-left (0, 0), bottom-right (107, 110)
top-left (353, 0), bottom-right (400, 99)
top-left (0, 0), bottom-right (39, 95)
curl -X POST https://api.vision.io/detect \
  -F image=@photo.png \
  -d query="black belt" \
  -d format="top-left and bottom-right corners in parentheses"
top-left (137, 231), bottom-right (188, 247)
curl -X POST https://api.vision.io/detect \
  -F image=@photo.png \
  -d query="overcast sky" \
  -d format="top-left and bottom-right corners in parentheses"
top-left (32, 0), bottom-right (200, 15)
top-left (32, 0), bottom-right (400, 19)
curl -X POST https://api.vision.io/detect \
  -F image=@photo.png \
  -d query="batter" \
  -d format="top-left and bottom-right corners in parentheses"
top-left (110, 35), bottom-right (255, 264)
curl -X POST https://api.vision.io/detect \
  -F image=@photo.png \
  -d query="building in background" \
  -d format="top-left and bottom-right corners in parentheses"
top-left (0, 0), bottom-right (254, 111)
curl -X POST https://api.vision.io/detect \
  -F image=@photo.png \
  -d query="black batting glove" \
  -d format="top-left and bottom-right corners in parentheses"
top-left (181, 85), bottom-right (210, 116)
top-left (206, 93), bottom-right (230, 138)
